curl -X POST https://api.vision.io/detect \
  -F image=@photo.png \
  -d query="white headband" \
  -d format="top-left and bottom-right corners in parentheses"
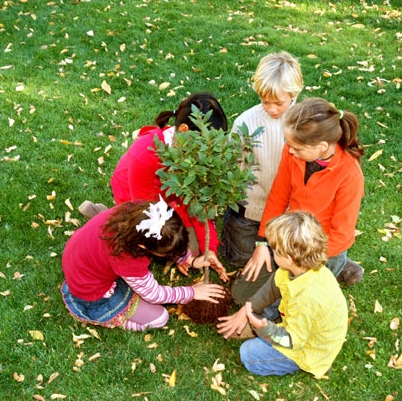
top-left (136, 195), bottom-right (174, 240)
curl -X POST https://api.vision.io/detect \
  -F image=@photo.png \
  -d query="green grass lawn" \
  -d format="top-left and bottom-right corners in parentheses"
top-left (1, 1), bottom-right (401, 400)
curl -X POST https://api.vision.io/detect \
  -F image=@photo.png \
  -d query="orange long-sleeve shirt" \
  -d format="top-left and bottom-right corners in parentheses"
top-left (258, 144), bottom-right (364, 257)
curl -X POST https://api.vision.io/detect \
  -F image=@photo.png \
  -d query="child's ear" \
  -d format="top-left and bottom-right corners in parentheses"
top-left (178, 123), bottom-right (189, 133)
top-left (319, 141), bottom-right (329, 153)
top-left (285, 255), bottom-right (294, 266)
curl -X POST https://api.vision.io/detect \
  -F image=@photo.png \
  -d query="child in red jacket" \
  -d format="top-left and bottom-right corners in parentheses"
top-left (80, 93), bottom-right (228, 281)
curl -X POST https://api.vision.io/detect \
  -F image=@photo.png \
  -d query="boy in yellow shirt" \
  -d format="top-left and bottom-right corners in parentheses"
top-left (239, 211), bottom-right (348, 377)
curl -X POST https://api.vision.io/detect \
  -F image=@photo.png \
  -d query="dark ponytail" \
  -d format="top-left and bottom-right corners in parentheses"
top-left (154, 92), bottom-right (228, 132)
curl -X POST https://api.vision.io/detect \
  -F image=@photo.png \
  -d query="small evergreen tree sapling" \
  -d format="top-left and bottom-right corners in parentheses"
top-left (155, 106), bottom-right (261, 284)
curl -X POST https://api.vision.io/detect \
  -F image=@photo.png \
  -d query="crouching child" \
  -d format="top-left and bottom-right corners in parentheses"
top-left (240, 211), bottom-right (348, 378)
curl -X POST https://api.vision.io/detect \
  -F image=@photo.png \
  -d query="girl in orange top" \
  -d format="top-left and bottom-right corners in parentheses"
top-left (245, 97), bottom-right (364, 283)
top-left (218, 97), bottom-right (364, 338)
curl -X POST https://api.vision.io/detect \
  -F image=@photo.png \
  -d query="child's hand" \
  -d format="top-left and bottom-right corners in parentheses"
top-left (217, 305), bottom-right (248, 339)
top-left (191, 251), bottom-right (229, 283)
top-left (208, 251), bottom-right (229, 282)
top-left (242, 245), bottom-right (272, 282)
top-left (245, 301), bottom-right (267, 330)
top-left (192, 282), bottom-right (226, 304)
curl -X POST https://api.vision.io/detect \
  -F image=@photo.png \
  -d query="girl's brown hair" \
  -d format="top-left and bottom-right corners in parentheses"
top-left (101, 201), bottom-right (188, 261)
top-left (284, 97), bottom-right (364, 163)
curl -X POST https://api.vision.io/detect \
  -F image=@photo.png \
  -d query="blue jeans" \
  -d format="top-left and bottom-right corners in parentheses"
top-left (240, 337), bottom-right (300, 376)
top-left (327, 251), bottom-right (347, 278)
top-left (61, 278), bottom-right (135, 324)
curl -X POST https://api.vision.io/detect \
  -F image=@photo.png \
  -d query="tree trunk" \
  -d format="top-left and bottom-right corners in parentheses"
top-left (204, 220), bottom-right (210, 284)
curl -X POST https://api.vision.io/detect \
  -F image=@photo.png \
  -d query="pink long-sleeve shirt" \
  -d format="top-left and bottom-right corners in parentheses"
top-left (62, 207), bottom-right (194, 303)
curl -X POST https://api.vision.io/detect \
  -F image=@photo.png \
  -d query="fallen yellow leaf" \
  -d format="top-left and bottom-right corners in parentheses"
top-left (183, 325), bottom-right (198, 337)
top-left (48, 372), bottom-right (59, 384)
top-left (101, 80), bottom-right (111, 95)
top-left (368, 149), bottom-right (383, 161)
top-left (168, 369), bottom-right (176, 387)
top-left (390, 317), bottom-right (400, 330)
top-left (374, 300), bottom-right (383, 313)
top-left (29, 330), bottom-right (44, 341)
top-left (50, 394), bottom-right (67, 399)
top-left (13, 372), bottom-right (25, 382)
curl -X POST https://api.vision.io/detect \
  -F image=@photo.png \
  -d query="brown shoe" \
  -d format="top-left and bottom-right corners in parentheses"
top-left (337, 260), bottom-right (364, 287)
top-left (229, 322), bottom-right (256, 340)
top-left (78, 200), bottom-right (108, 220)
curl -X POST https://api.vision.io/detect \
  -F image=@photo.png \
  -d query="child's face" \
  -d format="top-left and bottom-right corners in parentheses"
top-left (284, 129), bottom-right (323, 162)
top-left (260, 91), bottom-right (293, 119)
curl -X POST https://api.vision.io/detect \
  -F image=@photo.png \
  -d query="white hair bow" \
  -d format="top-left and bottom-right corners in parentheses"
top-left (136, 195), bottom-right (174, 240)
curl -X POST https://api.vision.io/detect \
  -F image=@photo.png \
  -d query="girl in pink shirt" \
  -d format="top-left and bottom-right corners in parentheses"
top-left (61, 198), bottom-right (226, 331)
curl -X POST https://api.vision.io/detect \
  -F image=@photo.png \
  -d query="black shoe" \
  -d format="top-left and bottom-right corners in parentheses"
top-left (337, 260), bottom-right (364, 287)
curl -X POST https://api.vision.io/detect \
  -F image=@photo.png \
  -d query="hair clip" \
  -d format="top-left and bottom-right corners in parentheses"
top-left (136, 195), bottom-right (174, 240)
top-left (339, 110), bottom-right (344, 120)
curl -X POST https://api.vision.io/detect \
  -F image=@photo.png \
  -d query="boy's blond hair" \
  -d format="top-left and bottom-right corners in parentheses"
top-left (252, 51), bottom-right (303, 100)
top-left (265, 211), bottom-right (328, 270)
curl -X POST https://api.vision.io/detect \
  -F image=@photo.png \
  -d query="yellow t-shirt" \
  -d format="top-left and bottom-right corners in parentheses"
top-left (273, 267), bottom-right (348, 377)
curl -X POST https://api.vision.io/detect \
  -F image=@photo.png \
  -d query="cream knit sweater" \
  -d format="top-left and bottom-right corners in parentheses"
top-left (231, 104), bottom-right (286, 221)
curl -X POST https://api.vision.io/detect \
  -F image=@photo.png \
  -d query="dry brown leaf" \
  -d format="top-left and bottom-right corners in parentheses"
top-left (33, 395), bottom-right (45, 401)
top-left (149, 363), bottom-right (156, 373)
top-left (144, 334), bottom-right (152, 342)
top-left (147, 342), bottom-right (158, 349)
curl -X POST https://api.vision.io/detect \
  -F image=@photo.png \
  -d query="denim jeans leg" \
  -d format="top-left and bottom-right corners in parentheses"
top-left (240, 337), bottom-right (300, 376)
top-left (261, 298), bottom-right (281, 321)
top-left (326, 251), bottom-right (347, 278)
